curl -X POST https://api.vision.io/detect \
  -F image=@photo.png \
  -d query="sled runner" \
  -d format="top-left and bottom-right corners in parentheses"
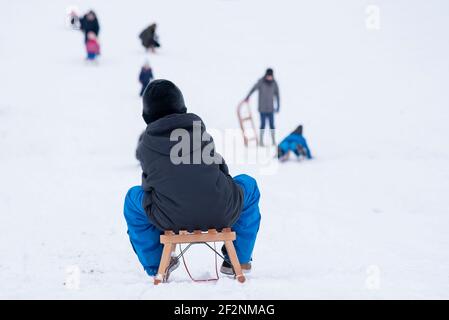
top-left (154, 228), bottom-right (245, 284)
top-left (237, 101), bottom-right (258, 147)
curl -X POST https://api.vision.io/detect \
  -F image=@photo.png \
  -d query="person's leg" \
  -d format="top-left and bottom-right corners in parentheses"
top-left (277, 145), bottom-right (285, 159)
top-left (289, 142), bottom-right (301, 157)
top-left (124, 186), bottom-right (163, 276)
top-left (139, 84), bottom-right (146, 96)
top-left (302, 140), bottom-right (312, 159)
top-left (259, 112), bottom-right (267, 130)
top-left (278, 140), bottom-right (290, 160)
top-left (268, 112), bottom-right (275, 130)
top-left (232, 175), bottom-right (261, 264)
top-left (259, 113), bottom-right (267, 146)
top-left (268, 113), bottom-right (276, 145)
top-left (290, 142), bottom-right (303, 158)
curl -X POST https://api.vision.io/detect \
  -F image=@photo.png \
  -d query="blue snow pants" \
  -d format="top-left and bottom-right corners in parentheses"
top-left (86, 52), bottom-right (97, 60)
top-left (123, 174), bottom-right (261, 276)
top-left (260, 112), bottom-right (275, 129)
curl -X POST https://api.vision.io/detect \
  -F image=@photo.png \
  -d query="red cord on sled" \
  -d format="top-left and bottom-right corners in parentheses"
top-left (179, 242), bottom-right (220, 282)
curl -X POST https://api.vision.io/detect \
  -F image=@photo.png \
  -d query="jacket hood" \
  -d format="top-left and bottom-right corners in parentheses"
top-left (141, 113), bottom-right (208, 156)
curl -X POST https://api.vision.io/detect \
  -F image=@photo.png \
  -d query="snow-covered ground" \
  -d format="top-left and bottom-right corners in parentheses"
top-left (1, 0), bottom-right (449, 299)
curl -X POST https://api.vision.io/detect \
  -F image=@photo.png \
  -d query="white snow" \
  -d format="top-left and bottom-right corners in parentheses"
top-left (1, 0), bottom-right (449, 299)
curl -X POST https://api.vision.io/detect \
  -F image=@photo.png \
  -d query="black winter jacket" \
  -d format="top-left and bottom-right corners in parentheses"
top-left (136, 113), bottom-right (243, 232)
top-left (80, 16), bottom-right (100, 42)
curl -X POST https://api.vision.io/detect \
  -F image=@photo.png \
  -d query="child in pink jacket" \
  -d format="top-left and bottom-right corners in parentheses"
top-left (85, 31), bottom-right (100, 61)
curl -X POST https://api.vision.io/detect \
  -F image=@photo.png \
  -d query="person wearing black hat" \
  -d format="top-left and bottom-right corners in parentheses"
top-left (79, 10), bottom-right (100, 43)
top-left (244, 68), bottom-right (280, 146)
top-left (123, 80), bottom-right (262, 279)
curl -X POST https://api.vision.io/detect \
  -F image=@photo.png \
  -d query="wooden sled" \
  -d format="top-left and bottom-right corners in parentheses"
top-left (154, 228), bottom-right (245, 284)
top-left (237, 101), bottom-right (258, 147)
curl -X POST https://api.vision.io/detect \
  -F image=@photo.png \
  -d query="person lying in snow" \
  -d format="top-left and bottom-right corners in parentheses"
top-left (277, 125), bottom-right (312, 161)
top-left (123, 80), bottom-right (261, 278)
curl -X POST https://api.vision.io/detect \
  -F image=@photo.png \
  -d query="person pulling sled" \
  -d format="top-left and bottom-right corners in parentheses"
top-left (244, 68), bottom-right (280, 146)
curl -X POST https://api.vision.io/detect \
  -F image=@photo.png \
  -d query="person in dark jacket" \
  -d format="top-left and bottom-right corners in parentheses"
top-left (138, 62), bottom-right (154, 96)
top-left (277, 125), bottom-right (312, 161)
top-left (244, 68), bottom-right (280, 146)
top-left (79, 10), bottom-right (100, 43)
top-left (124, 80), bottom-right (261, 278)
top-left (139, 23), bottom-right (160, 52)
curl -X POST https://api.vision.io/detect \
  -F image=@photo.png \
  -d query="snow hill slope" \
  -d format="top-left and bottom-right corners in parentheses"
top-left (1, 0), bottom-right (449, 299)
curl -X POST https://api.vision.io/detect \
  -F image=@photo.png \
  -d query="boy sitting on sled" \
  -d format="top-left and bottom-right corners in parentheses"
top-left (277, 125), bottom-right (312, 161)
top-left (123, 80), bottom-right (261, 278)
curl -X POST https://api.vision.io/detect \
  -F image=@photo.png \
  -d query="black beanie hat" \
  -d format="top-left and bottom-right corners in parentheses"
top-left (265, 68), bottom-right (274, 77)
top-left (142, 79), bottom-right (187, 124)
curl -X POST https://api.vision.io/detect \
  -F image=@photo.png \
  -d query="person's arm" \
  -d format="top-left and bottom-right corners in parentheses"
top-left (219, 158), bottom-right (230, 175)
top-left (274, 81), bottom-right (280, 112)
top-left (138, 69), bottom-right (144, 84)
top-left (302, 138), bottom-right (312, 159)
top-left (79, 16), bottom-right (86, 31)
top-left (149, 69), bottom-right (154, 81)
top-left (94, 20), bottom-right (100, 35)
top-left (245, 80), bottom-right (260, 101)
top-left (136, 132), bottom-right (146, 165)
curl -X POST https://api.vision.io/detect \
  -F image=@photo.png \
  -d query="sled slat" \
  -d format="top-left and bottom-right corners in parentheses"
top-left (160, 230), bottom-right (235, 244)
top-left (155, 228), bottom-right (245, 285)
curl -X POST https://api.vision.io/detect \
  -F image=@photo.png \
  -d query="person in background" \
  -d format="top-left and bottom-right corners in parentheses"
top-left (277, 125), bottom-right (312, 162)
top-left (244, 68), bottom-right (280, 146)
top-left (85, 31), bottom-right (100, 62)
top-left (79, 10), bottom-right (100, 43)
top-left (139, 23), bottom-right (160, 52)
top-left (139, 62), bottom-right (154, 96)
top-left (68, 7), bottom-right (80, 30)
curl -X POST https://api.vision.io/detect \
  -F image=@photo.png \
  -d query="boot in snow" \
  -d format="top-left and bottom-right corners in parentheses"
top-left (259, 129), bottom-right (265, 146)
top-left (220, 245), bottom-right (252, 275)
top-left (220, 260), bottom-right (252, 275)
